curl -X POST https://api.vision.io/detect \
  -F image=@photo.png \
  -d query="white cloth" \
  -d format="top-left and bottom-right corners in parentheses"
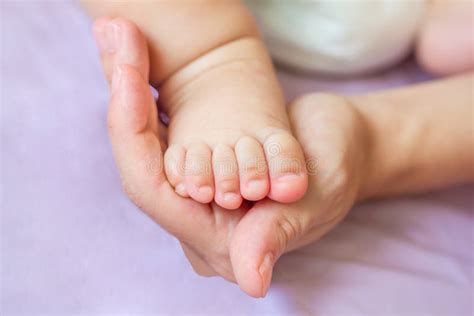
top-left (248, 0), bottom-right (426, 75)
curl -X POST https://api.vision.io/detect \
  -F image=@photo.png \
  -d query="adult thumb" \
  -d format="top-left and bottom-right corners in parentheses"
top-left (230, 200), bottom-right (308, 298)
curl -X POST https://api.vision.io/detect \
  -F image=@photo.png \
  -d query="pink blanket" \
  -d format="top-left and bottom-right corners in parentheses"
top-left (2, 2), bottom-right (472, 315)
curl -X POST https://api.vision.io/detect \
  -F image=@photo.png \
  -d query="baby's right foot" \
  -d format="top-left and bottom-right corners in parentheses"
top-left (98, 18), bottom-right (308, 209)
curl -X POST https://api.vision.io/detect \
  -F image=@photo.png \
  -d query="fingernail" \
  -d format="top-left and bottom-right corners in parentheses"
top-left (259, 253), bottom-right (274, 297)
top-left (175, 183), bottom-right (187, 196)
top-left (104, 21), bottom-right (121, 54)
top-left (111, 66), bottom-right (123, 93)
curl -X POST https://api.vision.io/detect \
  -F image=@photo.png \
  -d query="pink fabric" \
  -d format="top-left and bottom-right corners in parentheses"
top-left (2, 2), bottom-right (472, 315)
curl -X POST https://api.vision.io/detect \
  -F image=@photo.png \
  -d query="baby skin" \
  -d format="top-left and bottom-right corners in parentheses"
top-left (88, 2), bottom-right (308, 209)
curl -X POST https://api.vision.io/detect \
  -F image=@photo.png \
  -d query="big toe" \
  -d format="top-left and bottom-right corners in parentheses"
top-left (259, 130), bottom-right (308, 203)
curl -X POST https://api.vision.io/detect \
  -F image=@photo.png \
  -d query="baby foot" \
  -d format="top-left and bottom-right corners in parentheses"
top-left (161, 39), bottom-right (308, 209)
top-left (101, 18), bottom-right (308, 209)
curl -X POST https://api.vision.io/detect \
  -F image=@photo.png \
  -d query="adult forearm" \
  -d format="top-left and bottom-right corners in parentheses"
top-left (354, 73), bottom-right (474, 200)
top-left (81, 0), bottom-right (259, 84)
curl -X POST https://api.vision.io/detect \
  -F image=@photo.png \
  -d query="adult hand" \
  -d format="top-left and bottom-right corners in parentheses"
top-left (93, 17), bottom-right (371, 297)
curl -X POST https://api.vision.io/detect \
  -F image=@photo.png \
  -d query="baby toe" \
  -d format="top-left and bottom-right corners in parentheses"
top-left (184, 143), bottom-right (214, 203)
top-left (212, 144), bottom-right (242, 210)
top-left (261, 131), bottom-right (308, 203)
top-left (235, 136), bottom-right (270, 201)
top-left (164, 144), bottom-right (188, 197)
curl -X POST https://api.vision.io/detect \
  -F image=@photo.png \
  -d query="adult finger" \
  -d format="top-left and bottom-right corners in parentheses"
top-left (229, 197), bottom-right (315, 298)
top-left (107, 63), bottom-right (211, 238)
top-left (93, 17), bottom-right (149, 84)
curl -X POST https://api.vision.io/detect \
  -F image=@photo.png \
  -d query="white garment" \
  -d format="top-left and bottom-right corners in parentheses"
top-left (247, 0), bottom-right (426, 75)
